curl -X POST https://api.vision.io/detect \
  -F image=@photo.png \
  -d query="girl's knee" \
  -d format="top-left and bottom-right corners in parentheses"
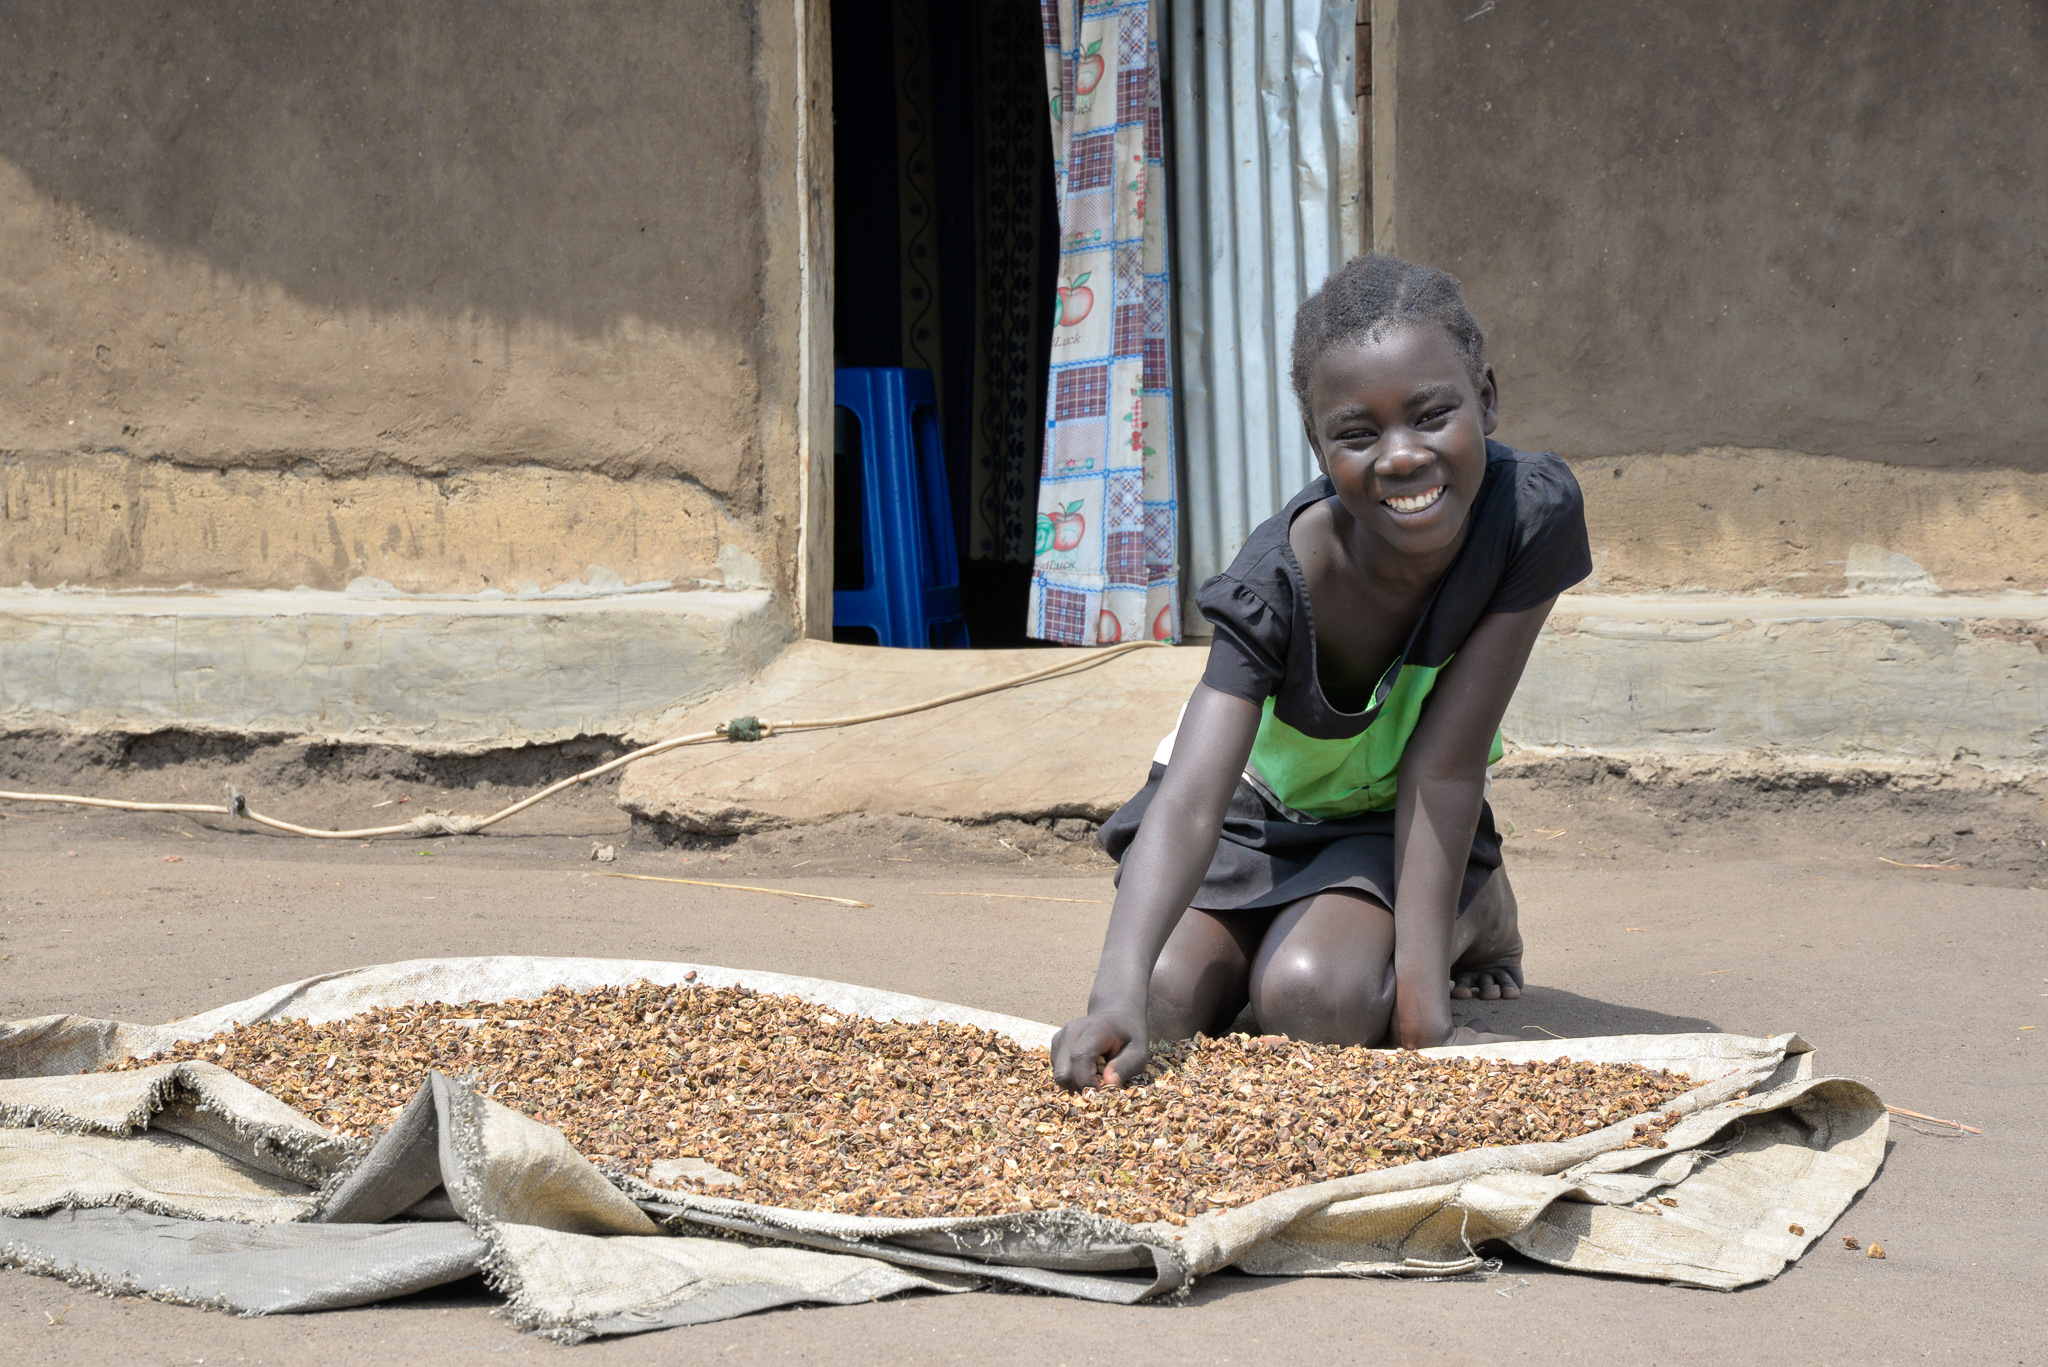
top-left (1148, 928), bottom-right (1250, 1040)
top-left (1252, 951), bottom-right (1392, 1045)
top-left (1146, 989), bottom-right (1212, 1043)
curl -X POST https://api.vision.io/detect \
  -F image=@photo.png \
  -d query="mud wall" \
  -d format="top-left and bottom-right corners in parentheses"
top-left (1384, 0), bottom-right (2048, 594)
top-left (0, 0), bottom-right (807, 597)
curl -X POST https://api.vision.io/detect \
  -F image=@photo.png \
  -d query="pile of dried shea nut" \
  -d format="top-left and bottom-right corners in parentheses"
top-left (112, 981), bottom-right (1693, 1226)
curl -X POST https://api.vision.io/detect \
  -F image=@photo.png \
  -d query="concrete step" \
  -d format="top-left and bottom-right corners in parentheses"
top-left (622, 594), bottom-right (2046, 835)
top-left (1513, 593), bottom-right (2047, 772)
top-left (0, 585), bottom-right (789, 748)
top-left (617, 640), bottom-right (1208, 834)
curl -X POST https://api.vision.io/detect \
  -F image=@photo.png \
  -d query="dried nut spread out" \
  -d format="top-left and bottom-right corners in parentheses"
top-left (112, 983), bottom-right (1692, 1226)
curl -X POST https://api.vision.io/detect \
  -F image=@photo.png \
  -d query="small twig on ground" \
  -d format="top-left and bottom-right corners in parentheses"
top-left (1884, 1104), bottom-right (1980, 1135)
top-left (597, 871), bottom-right (871, 907)
top-left (1877, 857), bottom-right (1964, 871)
top-left (1521, 1024), bottom-right (1565, 1039)
top-left (44, 1304), bottom-right (74, 1326)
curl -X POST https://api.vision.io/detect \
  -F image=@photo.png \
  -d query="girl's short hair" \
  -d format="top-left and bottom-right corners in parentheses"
top-left (1289, 253), bottom-right (1487, 418)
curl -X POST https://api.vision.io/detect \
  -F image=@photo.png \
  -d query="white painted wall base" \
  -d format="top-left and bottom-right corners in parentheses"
top-left (1510, 594), bottom-right (2048, 773)
top-left (0, 587), bottom-right (791, 749)
top-left (2, 589), bottom-right (2040, 776)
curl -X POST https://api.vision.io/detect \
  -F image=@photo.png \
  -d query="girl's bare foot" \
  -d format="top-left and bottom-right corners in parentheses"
top-left (1450, 868), bottom-right (1525, 1001)
top-left (1451, 959), bottom-right (1523, 1000)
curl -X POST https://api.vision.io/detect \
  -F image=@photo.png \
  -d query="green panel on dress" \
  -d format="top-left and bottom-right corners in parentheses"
top-left (1248, 661), bottom-right (1506, 817)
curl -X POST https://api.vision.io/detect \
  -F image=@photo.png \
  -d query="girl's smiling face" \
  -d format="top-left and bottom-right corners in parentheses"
top-left (1304, 324), bottom-right (1498, 566)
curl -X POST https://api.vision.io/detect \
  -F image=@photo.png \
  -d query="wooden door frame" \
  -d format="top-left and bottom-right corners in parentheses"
top-left (791, 0), bottom-right (836, 638)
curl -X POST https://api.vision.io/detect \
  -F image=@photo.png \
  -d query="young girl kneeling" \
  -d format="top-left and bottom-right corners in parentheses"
top-left (1053, 254), bottom-right (1591, 1089)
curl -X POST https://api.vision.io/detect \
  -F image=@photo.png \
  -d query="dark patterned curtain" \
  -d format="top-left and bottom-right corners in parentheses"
top-left (967, 0), bottom-right (1052, 566)
top-left (892, 0), bottom-right (944, 391)
top-left (838, 0), bottom-right (1053, 580)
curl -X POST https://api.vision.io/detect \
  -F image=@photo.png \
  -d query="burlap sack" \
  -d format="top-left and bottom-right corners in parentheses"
top-left (0, 958), bottom-right (1886, 1340)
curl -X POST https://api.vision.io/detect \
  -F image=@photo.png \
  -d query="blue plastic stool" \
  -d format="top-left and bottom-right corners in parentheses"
top-left (832, 367), bottom-right (968, 648)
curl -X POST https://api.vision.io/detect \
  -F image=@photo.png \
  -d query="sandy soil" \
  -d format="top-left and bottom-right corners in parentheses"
top-left (1, 745), bottom-right (2042, 1364)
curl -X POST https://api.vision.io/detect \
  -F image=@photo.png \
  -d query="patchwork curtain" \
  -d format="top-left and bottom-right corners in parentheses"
top-left (1027, 0), bottom-right (1180, 645)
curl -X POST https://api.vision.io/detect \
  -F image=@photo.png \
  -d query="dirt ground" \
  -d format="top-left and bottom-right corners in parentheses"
top-left (1, 738), bottom-right (2043, 1364)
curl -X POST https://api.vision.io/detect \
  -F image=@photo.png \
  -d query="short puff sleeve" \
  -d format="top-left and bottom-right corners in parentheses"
top-left (1196, 572), bottom-right (1290, 705)
top-left (1485, 454), bottom-right (1593, 615)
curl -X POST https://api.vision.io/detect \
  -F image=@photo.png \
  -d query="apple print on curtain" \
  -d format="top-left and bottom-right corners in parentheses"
top-left (1027, 0), bottom-right (1180, 646)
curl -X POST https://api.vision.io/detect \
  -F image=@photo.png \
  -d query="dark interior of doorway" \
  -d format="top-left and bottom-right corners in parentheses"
top-left (830, 0), bottom-right (1058, 648)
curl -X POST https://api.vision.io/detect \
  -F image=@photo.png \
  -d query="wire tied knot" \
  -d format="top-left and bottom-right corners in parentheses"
top-left (407, 812), bottom-right (482, 836)
top-left (721, 715), bottom-right (767, 743)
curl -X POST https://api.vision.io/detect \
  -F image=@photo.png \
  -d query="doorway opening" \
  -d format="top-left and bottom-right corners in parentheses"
top-left (829, 0), bottom-right (1058, 648)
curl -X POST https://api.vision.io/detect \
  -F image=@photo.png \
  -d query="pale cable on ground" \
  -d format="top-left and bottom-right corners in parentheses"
top-left (0, 640), bottom-right (1169, 840)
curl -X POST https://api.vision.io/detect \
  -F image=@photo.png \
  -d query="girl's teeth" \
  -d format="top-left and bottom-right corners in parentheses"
top-left (1384, 487), bottom-right (1444, 514)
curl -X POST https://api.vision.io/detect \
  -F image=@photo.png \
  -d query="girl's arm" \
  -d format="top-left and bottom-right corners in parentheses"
top-left (1389, 597), bottom-right (1556, 1049)
top-left (1052, 682), bottom-right (1263, 1090)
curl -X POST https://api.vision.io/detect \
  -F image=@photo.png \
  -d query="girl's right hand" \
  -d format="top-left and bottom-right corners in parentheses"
top-left (1051, 684), bottom-right (1261, 1094)
top-left (1051, 1008), bottom-right (1150, 1091)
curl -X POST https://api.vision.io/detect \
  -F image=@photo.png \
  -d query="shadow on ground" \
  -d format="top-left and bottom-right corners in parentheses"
top-left (1452, 985), bottom-right (1720, 1040)
top-left (1229, 985), bottom-right (1718, 1044)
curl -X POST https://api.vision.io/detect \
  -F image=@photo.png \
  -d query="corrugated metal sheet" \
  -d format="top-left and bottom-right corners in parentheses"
top-left (1167, 0), bottom-right (1363, 610)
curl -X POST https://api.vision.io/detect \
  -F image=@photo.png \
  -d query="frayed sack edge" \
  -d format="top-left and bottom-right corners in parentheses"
top-left (0, 1240), bottom-right (244, 1318)
top-left (0, 1061), bottom-right (359, 1190)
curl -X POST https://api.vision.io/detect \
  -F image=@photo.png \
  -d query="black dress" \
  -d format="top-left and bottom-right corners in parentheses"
top-left (1098, 440), bottom-right (1593, 915)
